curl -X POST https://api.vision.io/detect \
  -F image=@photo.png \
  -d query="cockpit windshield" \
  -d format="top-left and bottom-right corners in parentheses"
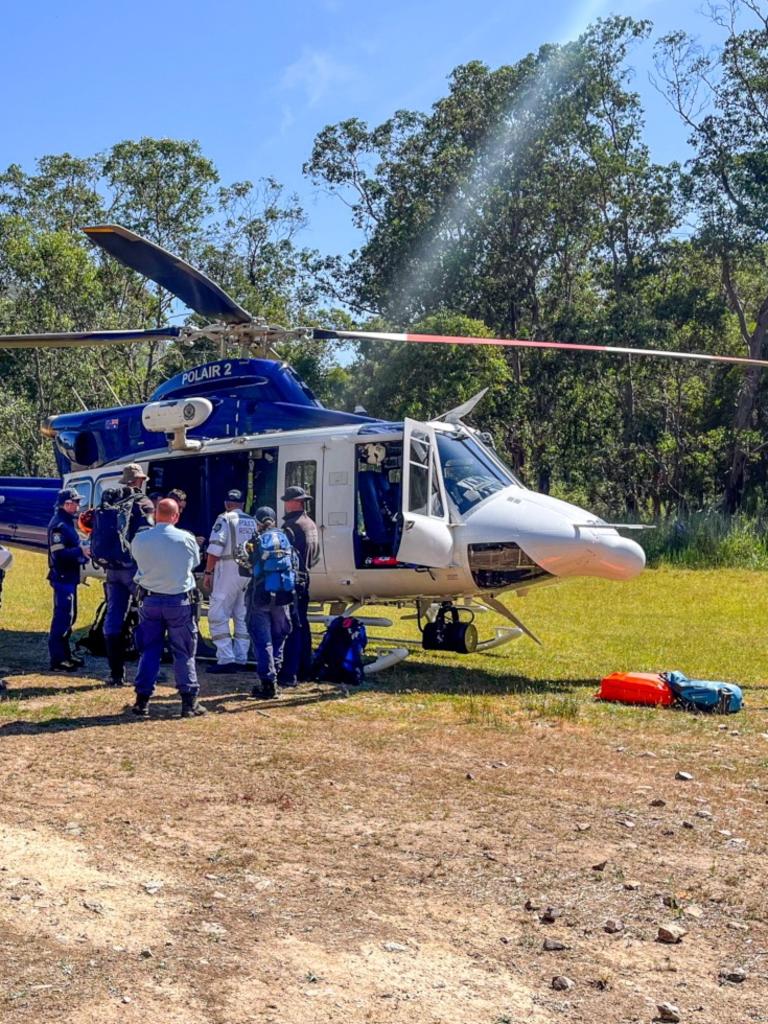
top-left (436, 430), bottom-right (521, 514)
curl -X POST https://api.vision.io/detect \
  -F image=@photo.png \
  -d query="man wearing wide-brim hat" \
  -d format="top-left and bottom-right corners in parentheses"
top-left (278, 484), bottom-right (319, 686)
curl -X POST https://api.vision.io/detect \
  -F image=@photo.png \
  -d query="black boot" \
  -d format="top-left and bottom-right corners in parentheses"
top-left (180, 691), bottom-right (206, 718)
top-left (104, 634), bottom-right (126, 687)
top-left (131, 693), bottom-right (150, 718)
top-left (253, 678), bottom-right (277, 700)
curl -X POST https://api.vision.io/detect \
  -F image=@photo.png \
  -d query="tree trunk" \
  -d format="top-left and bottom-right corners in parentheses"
top-left (726, 348), bottom-right (767, 512)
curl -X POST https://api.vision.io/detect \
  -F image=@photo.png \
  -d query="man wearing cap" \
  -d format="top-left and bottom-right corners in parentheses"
top-left (244, 506), bottom-right (294, 699)
top-left (203, 488), bottom-right (257, 673)
top-left (47, 488), bottom-right (89, 670)
top-left (130, 498), bottom-right (204, 718)
top-left (279, 485), bottom-right (320, 686)
top-left (102, 464), bottom-right (155, 687)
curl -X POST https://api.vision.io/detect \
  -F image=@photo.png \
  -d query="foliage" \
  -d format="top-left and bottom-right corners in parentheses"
top-left (0, 142), bottom-right (332, 474)
top-left (3, 7), bottom-right (768, 519)
top-left (640, 510), bottom-right (768, 569)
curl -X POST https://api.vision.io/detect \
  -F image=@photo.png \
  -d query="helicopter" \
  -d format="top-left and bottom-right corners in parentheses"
top-left (2, 225), bottom-right (767, 664)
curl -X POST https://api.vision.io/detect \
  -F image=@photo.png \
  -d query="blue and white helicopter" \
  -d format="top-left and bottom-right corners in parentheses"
top-left (1, 226), bottom-right (766, 661)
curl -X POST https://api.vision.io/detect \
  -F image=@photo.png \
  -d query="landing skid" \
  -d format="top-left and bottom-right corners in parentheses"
top-left (308, 599), bottom-right (527, 661)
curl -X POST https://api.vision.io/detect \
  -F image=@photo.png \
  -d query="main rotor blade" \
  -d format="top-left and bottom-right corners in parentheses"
top-left (83, 225), bottom-right (252, 325)
top-left (0, 327), bottom-right (181, 350)
top-left (314, 329), bottom-right (768, 369)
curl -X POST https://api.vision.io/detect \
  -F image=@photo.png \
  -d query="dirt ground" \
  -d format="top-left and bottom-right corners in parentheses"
top-left (0, 665), bottom-right (766, 1024)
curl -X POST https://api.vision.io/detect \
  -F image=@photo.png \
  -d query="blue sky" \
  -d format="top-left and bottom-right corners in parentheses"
top-left (2, 0), bottom-right (728, 256)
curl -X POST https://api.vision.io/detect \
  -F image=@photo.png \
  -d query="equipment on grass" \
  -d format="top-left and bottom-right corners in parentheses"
top-left (663, 671), bottom-right (743, 714)
top-left (312, 616), bottom-right (368, 686)
top-left (597, 669), bottom-right (743, 713)
top-left (596, 672), bottom-right (675, 707)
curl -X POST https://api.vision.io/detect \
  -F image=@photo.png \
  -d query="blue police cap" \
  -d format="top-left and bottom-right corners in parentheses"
top-left (255, 506), bottom-right (276, 524)
top-left (226, 488), bottom-right (244, 502)
top-left (56, 488), bottom-right (82, 506)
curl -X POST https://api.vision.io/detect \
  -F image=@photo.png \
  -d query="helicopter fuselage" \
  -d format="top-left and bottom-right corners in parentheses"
top-left (0, 358), bottom-right (646, 616)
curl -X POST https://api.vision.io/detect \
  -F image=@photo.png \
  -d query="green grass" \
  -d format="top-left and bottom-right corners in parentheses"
top-left (641, 511), bottom-right (768, 569)
top-left (2, 547), bottom-right (767, 736)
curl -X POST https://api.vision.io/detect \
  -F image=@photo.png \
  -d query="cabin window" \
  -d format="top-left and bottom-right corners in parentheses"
top-left (285, 460), bottom-right (316, 502)
top-left (67, 478), bottom-right (93, 508)
top-left (406, 428), bottom-right (444, 518)
top-left (93, 473), bottom-right (122, 505)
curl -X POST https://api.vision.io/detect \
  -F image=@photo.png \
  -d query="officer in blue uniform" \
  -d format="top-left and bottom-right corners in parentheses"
top-left (103, 463), bottom-right (155, 687)
top-left (47, 488), bottom-right (88, 671)
top-left (129, 497), bottom-right (205, 718)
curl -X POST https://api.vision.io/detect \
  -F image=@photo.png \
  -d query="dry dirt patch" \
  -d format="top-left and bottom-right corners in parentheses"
top-left (0, 678), bottom-right (767, 1023)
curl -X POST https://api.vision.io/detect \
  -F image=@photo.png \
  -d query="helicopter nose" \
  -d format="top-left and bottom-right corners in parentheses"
top-left (467, 490), bottom-right (647, 582)
top-left (582, 531), bottom-right (646, 581)
top-left (517, 522), bottom-right (645, 581)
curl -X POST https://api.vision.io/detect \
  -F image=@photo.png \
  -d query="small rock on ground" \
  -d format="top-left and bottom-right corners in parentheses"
top-left (657, 924), bottom-right (687, 944)
top-left (552, 976), bottom-right (574, 991)
top-left (540, 906), bottom-right (562, 923)
top-left (720, 967), bottom-right (747, 984)
top-left (675, 771), bottom-right (694, 781)
top-left (655, 1003), bottom-right (681, 1023)
top-left (543, 938), bottom-right (567, 951)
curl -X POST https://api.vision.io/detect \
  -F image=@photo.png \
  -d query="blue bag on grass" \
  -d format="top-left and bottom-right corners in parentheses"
top-left (663, 671), bottom-right (743, 714)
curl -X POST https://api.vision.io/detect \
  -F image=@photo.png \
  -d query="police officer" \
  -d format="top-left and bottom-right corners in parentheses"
top-left (279, 485), bottom-right (319, 687)
top-left (103, 463), bottom-right (154, 687)
top-left (130, 498), bottom-right (204, 718)
top-left (47, 488), bottom-right (89, 671)
top-left (203, 488), bottom-right (257, 673)
top-left (245, 506), bottom-right (293, 699)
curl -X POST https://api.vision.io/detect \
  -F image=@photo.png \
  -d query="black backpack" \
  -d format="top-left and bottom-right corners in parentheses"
top-left (90, 489), bottom-right (136, 569)
top-left (311, 616), bottom-right (368, 686)
top-left (75, 597), bottom-right (139, 660)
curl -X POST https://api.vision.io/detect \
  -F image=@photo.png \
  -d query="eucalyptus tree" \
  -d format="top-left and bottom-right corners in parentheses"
top-left (655, 0), bottom-right (768, 509)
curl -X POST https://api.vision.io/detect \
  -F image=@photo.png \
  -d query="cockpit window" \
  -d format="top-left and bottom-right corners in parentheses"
top-left (436, 431), bottom-right (519, 514)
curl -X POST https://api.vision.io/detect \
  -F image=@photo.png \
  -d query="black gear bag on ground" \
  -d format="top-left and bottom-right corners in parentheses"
top-left (311, 616), bottom-right (368, 686)
top-left (75, 597), bottom-right (138, 660)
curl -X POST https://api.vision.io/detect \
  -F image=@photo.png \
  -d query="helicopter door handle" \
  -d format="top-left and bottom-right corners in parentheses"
top-left (404, 518), bottom-right (415, 531)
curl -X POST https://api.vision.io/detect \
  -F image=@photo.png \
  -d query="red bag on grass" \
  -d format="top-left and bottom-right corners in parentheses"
top-left (596, 672), bottom-right (674, 707)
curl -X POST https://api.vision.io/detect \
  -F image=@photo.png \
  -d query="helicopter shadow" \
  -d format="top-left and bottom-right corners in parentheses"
top-left (356, 659), bottom-right (594, 697)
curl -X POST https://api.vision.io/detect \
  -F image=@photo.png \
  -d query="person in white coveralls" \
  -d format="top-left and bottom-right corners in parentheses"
top-left (202, 488), bottom-right (256, 673)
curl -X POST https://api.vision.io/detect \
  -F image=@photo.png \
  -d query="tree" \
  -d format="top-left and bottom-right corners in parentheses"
top-left (655, 1), bottom-right (768, 509)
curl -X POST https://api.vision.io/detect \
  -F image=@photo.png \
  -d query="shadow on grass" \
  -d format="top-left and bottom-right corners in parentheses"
top-left (358, 659), bottom-right (595, 697)
top-left (0, 686), bottom-right (350, 735)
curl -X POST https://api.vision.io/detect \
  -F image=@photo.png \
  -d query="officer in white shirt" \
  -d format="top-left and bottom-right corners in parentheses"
top-left (203, 488), bottom-right (257, 673)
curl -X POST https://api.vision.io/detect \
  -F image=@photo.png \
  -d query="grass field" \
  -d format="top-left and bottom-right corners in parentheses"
top-left (1, 549), bottom-right (767, 1023)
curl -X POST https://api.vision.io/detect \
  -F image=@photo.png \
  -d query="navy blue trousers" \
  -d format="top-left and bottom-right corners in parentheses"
top-left (248, 604), bottom-right (291, 684)
top-left (279, 589), bottom-right (312, 683)
top-left (104, 567), bottom-right (135, 636)
top-left (134, 594), bottom-right (198, 698)
top-left (49, 581), bottom-right (78, 665)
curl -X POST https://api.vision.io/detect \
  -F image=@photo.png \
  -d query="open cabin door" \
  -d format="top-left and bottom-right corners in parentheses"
top-left (396, 419), bottom-right (454, 568)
